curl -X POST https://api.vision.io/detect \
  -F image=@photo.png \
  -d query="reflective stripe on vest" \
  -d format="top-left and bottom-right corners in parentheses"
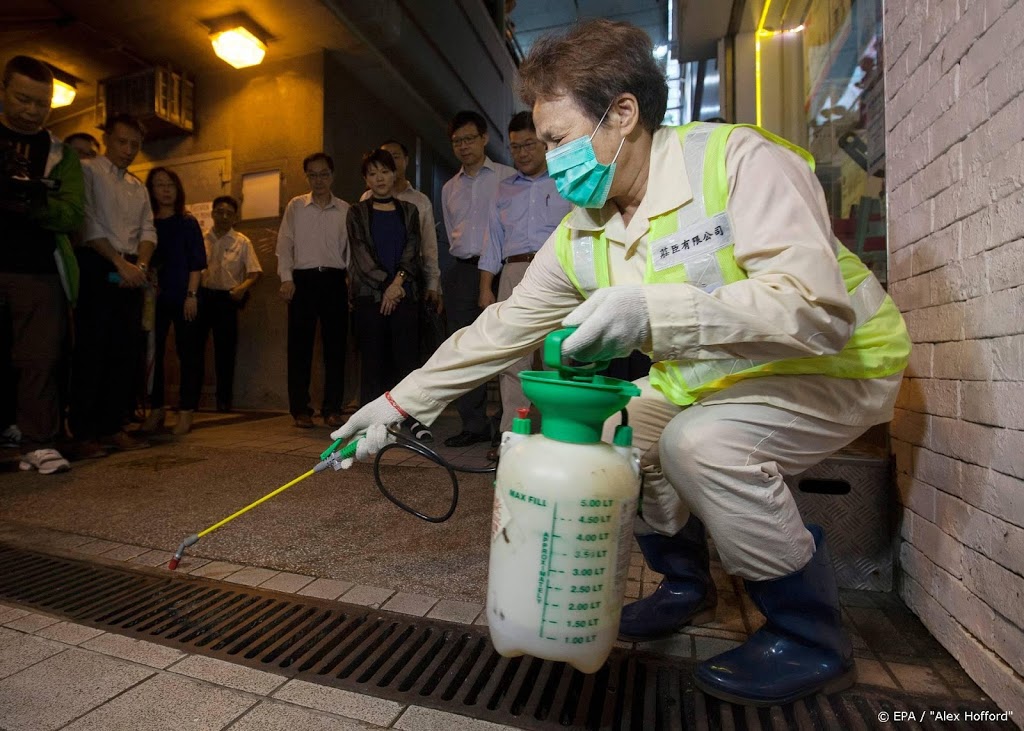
top-left (555, 123), bottom-right (911, 406)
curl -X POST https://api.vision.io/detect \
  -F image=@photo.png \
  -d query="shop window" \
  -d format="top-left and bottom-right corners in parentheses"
top-left (804, 0), bottom-right (887, 284)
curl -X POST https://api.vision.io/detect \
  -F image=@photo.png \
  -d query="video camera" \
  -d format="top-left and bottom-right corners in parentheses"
top-left (0, 139), bottom-right (61, 214)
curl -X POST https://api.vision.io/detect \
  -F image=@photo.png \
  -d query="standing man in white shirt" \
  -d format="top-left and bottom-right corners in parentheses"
top-left (276, 152), bottom-right (350, 429)
top-left (197, 195), bottom-right (262, 413)
top-left (478, 111), bottom-right (571, 445)
top-left (440, 110), bottom-right (515, 447)
top-left (359, 140), bottom-right (441, 312)
top-left (69, 112), bottom-right (156, 458)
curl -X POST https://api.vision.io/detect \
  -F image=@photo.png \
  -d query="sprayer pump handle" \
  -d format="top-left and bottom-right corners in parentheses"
top-left (543, 327), bottom-right (610, 378)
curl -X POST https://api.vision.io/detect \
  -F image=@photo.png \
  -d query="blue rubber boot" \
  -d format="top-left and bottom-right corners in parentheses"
top-left (618, 515), bottom-right (717, 641)
top-left (693, 525), bottom-right (856, 706)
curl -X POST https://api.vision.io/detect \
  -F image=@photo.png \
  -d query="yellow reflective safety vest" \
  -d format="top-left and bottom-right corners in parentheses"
top-left (555, 123), bottom-right (911, 407)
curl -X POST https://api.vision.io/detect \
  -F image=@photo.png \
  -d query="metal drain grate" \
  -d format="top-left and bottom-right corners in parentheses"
top-left (0, 544), bottom-right (1006, 730)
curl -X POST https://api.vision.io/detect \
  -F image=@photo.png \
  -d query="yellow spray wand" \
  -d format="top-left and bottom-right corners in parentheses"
top-left (167, 437), bottom-right (359, 570)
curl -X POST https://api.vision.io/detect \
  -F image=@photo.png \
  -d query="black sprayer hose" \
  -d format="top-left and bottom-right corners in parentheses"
top-left (371, 407), bottom-right (630, 523)
top-left (369, 426), bottom-right (496, 523)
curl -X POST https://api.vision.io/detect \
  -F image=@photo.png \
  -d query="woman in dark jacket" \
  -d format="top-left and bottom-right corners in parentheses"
top-left (142, 167), bottom-right (207, 435)
top-left (347, 149), bottom-right (431, 440)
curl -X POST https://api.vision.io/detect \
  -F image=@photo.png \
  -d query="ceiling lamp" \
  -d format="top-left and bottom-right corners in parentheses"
top-left (51, 78), bottom-right (76, 108)
top-left (211, 26), bottom-right (267, 68)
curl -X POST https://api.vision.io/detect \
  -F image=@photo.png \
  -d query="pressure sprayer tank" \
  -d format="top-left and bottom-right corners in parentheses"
top-left (487, 328), bottom-right (641, 674)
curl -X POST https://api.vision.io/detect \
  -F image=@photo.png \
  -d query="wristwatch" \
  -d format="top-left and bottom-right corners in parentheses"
top-left (396, 270), bottom-right (407, 279)
top-left (186, 290), bottom-right (198, 299)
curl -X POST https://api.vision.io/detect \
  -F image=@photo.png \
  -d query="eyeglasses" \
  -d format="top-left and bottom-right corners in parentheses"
top-left (451, 134), bottom-right (481, 147)
top-left (510, 140), bottom-right (539, 153)
top-left (306, 171), bottom-right (332, 179)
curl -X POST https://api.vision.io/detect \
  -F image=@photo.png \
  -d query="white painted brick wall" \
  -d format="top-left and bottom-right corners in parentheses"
top-left (885, 0), bottom-right (1024, 720)
top-left (961, 382), bottom-right (1024, 429)
top-left (901, 542), bottom-right (1024, 676)
top-left (902, 573), bottom-right (1024, 721)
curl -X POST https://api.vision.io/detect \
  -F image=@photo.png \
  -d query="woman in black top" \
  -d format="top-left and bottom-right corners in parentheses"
top-left (142, 167), bottom-right (206, 435)
top-left (347, 149), bottom-right (431, 440)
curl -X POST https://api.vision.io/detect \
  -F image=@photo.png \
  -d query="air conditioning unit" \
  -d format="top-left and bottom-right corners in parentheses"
top-left (97, 66), bottom-right (194, 139)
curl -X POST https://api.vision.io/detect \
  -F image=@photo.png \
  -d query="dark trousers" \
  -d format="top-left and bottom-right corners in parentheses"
top-left (442, 258), bottom-right (491, 435)
top-left (196, 288), bottom-right (240, 409)
top-left (288, 268), bottom-right (348, 417)
top-left (151, 298), bottom-right (201, 411)
top-left (0, 272), bottom-right (65, 451)
top-left (69, 249), bottom-right (143, 440)
top-left (353, 295), bottom-right (419, 406)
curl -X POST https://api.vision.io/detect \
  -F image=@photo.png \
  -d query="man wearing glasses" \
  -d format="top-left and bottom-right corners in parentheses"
top-left (440, 110), bottom-right (515, 447)
top-left (478, 111), bottom-right (571, 449)
top-left (276, 152), bottom-right (350, 429)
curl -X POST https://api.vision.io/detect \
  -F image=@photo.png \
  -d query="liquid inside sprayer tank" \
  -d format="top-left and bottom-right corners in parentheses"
top-left (485, 328), bottom-right (641, 674)
top-left (488, 434), bottom-right (638, 673)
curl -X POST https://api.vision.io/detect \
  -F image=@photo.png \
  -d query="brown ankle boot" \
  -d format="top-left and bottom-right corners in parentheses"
top-left (172, 410), bottom-right (194, 435)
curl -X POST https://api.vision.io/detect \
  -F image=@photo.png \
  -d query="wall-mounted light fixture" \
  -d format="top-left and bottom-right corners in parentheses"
top-left (51, 78), bottom-right (76, 107)
top-left (211, 26), bottom-right (266, 68)
top-left (44, 64), bottom-right (79, 108)
top-left (204, 13), bottom-right (271, 69)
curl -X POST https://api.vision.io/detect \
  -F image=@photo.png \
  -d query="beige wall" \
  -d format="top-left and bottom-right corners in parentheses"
top-left (883, 0), bottom-right (1024, 722)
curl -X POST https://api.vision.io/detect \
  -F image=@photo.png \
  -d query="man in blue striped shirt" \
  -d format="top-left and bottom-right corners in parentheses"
top-left (440, 111), bottom-right (515, 447)
top-left (479, 111), bottom-right (572, 436)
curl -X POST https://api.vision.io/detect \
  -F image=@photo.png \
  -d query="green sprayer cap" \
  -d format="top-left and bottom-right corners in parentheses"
top-left (520, 328), bottom-right (641, 444)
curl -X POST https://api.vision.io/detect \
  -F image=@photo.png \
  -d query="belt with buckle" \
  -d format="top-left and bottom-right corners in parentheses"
top-left (296, 266), bottom-right (345, 273)
top-left (503, 253), bottom-right (536, 265)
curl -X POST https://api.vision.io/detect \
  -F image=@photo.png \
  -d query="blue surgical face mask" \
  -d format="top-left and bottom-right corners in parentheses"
top-left (545, 104), bottom-right (626, 208)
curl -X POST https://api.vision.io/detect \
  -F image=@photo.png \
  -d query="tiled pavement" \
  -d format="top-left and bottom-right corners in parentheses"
top-left (0, 410), bottom-right (994, 728)
top-left (0, 602), bottom-right (517, 731)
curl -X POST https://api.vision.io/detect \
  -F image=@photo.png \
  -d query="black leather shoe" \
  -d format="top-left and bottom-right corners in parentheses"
top-left (444, 430), bottom-right (491, 447)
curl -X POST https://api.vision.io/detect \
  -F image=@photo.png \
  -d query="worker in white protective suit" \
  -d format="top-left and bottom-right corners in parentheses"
top-left (332, 19), bottom-right (911, 707)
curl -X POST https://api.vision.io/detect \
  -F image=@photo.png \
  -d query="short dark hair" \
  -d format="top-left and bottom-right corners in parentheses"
top-left (448, 110), bottom-right (486, 138)
top-left (65, 132), bottom-right (100, 148)
top-left (302, 152), bottom-right (334, 173)
top-left (145, 166), bottom-right (186, 215)
top-left (379, 139), bottom-right (409, 157)
top-left (508, 111), bottom-right (535, 135)
top-left (213, 195), bottom-right (239, 212)
top-left (518, 19), bottom-right (668, 134)
top-left (2, 55), bottom-right (53, 87)
top-left (361, 148), bottom-right (396, 178)
top-left (104, 112), bottom-right (146, 138)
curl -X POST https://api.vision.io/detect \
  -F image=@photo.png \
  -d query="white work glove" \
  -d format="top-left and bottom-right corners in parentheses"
top-left (561, 286), bottom-right (651, 363)
top-left (329, 394), bottom-right (405, 468)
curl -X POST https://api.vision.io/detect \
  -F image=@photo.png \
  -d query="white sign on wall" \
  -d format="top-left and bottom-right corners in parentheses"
top-left (241, 170), bottom-right (281, 220)
top-left (186, 201), bottom-right (214, 235)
